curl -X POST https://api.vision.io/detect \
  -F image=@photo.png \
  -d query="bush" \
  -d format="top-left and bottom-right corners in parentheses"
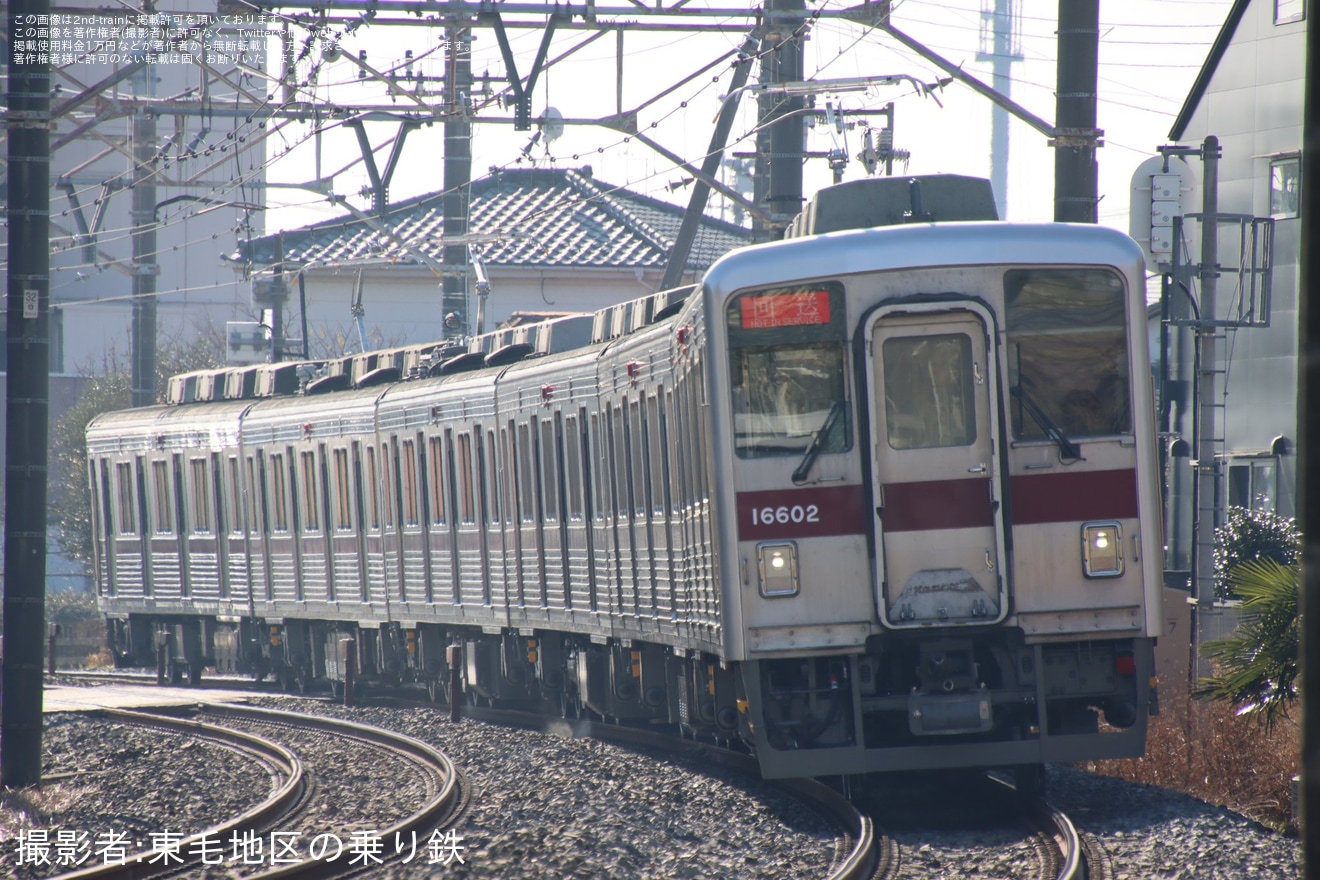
top-left (1197, 559), bottom-right (1299, 728)
top-left (1214, 506), bottom-right (1299, 600)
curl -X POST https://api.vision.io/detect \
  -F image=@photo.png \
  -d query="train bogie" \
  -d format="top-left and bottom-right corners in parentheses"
top-left (89, 184), bottom-right (1162, 782)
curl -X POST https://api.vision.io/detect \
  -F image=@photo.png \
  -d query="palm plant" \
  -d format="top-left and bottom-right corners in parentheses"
top-left (1196, 558), bottom-right (1299, 729)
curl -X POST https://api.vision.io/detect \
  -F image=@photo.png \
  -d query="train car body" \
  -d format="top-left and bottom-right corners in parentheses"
top-left (89, 182), bottom-right (1161, 781)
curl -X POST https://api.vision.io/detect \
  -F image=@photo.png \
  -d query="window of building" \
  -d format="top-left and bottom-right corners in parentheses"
top-left (1270, 157), bottom-right (1301, 218)
top-left (1227, 457), bottom-right (1279, 512)
top-left (1275, 0), bottom-right (1305, 24)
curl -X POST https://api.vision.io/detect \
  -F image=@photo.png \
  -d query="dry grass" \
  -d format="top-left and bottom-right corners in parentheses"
top-left (81, 647), bottom-right (114, 669)
top-left (1080, 697), bottom-right (1300, 832)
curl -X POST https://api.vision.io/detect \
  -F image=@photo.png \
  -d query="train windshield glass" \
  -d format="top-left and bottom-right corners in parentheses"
top-left (1004, 268), bottom-right (1131, 441)
top-left (727, 284), bottom-right (850, 459)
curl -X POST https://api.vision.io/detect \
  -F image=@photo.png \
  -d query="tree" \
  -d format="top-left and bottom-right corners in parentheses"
top-left (1196, 558), bottom-right (1299, 729)
top-left (50, 333), bottom-right (226, 568)
top-left (1213, 506), bottom-right (1300, 601)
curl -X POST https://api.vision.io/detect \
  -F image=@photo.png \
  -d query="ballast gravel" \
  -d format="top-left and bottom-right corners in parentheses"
top-left (0, 694), bottom-right (1302, 879)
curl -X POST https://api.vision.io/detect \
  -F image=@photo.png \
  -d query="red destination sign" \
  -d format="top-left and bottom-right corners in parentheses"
top-left (739, 291), bottom-right (831, 330)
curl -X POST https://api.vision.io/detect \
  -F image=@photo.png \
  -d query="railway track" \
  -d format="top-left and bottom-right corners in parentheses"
top-left (43, 703), bottom-right (464, 880)
top-left (858, 772), bottom-right (1093, 880)
top-left (45, 673), bottom-right (1092, 880)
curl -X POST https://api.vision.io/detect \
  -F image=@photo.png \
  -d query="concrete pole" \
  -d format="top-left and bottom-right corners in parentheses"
top-left (442, 20), bottom-right (472, 334)
top-left (130, 64), bottom-right (159, 407)
top-left (2, 0), bottom-right (53, 790)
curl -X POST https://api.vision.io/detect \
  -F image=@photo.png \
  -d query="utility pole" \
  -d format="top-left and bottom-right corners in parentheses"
top-left (1053, 0), bottom-right (1099, 223)
top-left (1190, 135), bottom-right (1222, 678)
top-left (977, 0), bottom-right (1023, 218)
top-left (3, 0), bottom-right (52, 789)
top-left (130, 53), bottom-right (159, 407)
top-left (754, 0), bottom-right (806, 242)
top-left (1298, 0), bottom-right (1320, 862)
top-left (442, 20), bottom-right (473, 334)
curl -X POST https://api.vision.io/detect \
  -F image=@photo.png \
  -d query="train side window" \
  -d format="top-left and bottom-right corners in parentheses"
top-left (365, 446), bottom-right (381, 531)
top-left (611, 404), bottom-right (629, 518)
top-left (457, 433), bottom-right (475, 524)
top-left (564, 414), bottom-right (584, 521)
top-left (97, 459), bottom-right (113, 550)
top-left (629, 400), bottom-right (646, 516)
top-left (661, 391), bottom-right (678, 515)
top-left (1005, 268), bottom-right (1131, 440)
top-left (692, 353), bottom-right (710, 501)
top-left (152, 459), bottom-right (173, 534)
top-left (190, 458), bottom-right (211, 533)
top-left (333, 448), bottom-right (352, 530)
top-left (401, 439), bottom-right (420, 526)
top-left (482, 428), bottom-right (499, 525)
top-left (380, 444), bottom-right (396, 529)
top-left (517, 421), bottom-right (535, 523)
top-left (172, 455), bottom-right (187, 537)
top-left (116, 461), bottom-right (137, 534)
top-left (500, 426), bottom-right (516, 525)
top-left (227, 457), bottom-right (243, 535)
top-left (300, 450), bottom-right (320, 532)
top-left (269, 453), bottom-right (289, 532)
top-left (250, 454), bottom-right (266, 535)
top-left (428, 435), bottom-right (447, 526)
top-left (541, 417), bottom-right (559, 523)
top-left (590, 413), bottom-right (608, 520)
top-left (647, 394), bottom-right (665, 515)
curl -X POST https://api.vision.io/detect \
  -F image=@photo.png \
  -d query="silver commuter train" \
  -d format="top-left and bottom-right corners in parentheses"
top-left (88, 184), bottom-right (1162, 782)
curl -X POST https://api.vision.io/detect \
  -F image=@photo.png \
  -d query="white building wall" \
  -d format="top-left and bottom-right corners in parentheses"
top-left (296, 265), bottom-right (668, 352)
top-left (1170, 0), bottom-right (1303, 516)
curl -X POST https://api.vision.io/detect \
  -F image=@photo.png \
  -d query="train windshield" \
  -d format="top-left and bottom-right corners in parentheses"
top-left (726, 284), bottom-right (850, 459)
top-left (1004, 268), bottom-right (1132, 441)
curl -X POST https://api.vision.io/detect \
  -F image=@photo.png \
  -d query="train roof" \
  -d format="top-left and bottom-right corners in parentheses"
top-left (701, 221), bottom-right (1145, 300)
top-left (157, 286), bottom-right (696, 408)
top-left (86, 399), bottom-right (253, 455)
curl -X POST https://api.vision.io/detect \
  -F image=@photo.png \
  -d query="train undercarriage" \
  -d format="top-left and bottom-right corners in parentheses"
top-left (105, 614), bottom-right (1151, 783)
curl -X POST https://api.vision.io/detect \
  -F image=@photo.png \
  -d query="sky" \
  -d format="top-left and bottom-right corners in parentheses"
top-left (258, 0), bottom-right (1237, 237)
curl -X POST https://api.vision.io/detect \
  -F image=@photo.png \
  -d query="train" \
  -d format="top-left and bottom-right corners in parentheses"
top-left (87, 176), bottom-right (1163, 786)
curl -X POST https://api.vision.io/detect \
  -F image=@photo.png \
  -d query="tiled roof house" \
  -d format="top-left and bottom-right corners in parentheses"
top-left (239, 167), bottom-right (751, 349)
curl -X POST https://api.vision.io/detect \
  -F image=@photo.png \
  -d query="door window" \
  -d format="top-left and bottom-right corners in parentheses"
top-left (882, 333), bottom-right (976, 449)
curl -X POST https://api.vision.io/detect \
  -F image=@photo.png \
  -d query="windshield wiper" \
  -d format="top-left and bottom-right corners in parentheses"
top-left (792, 400), bottom-right (846, 484)
top-left (1010, 381), bottom-right (1082, 461)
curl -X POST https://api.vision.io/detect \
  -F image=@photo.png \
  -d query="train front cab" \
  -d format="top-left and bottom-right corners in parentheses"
top-left (711, 228), bottom-right (1163, 780)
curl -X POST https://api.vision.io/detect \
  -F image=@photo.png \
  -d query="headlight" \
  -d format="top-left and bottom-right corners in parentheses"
top-left (1082, 521), bottom-right (1123, 577)
top-left (757, 541), bottom-right (799, 597)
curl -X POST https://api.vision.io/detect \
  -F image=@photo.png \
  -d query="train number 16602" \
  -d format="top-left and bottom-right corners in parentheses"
top-left (751, 504), bottom-right (821, 526)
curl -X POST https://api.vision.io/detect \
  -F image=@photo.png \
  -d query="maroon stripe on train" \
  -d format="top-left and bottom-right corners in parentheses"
top-left (1008, 468), bottom-right (1139, 525)
top-left (736, 485), bottom-right (868, 541)
top-left (880, 478), bottom-right (994, 533)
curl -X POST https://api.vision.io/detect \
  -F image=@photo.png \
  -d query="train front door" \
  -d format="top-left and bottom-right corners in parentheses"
top-left (864, 305), bottom-right (1008, 628)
